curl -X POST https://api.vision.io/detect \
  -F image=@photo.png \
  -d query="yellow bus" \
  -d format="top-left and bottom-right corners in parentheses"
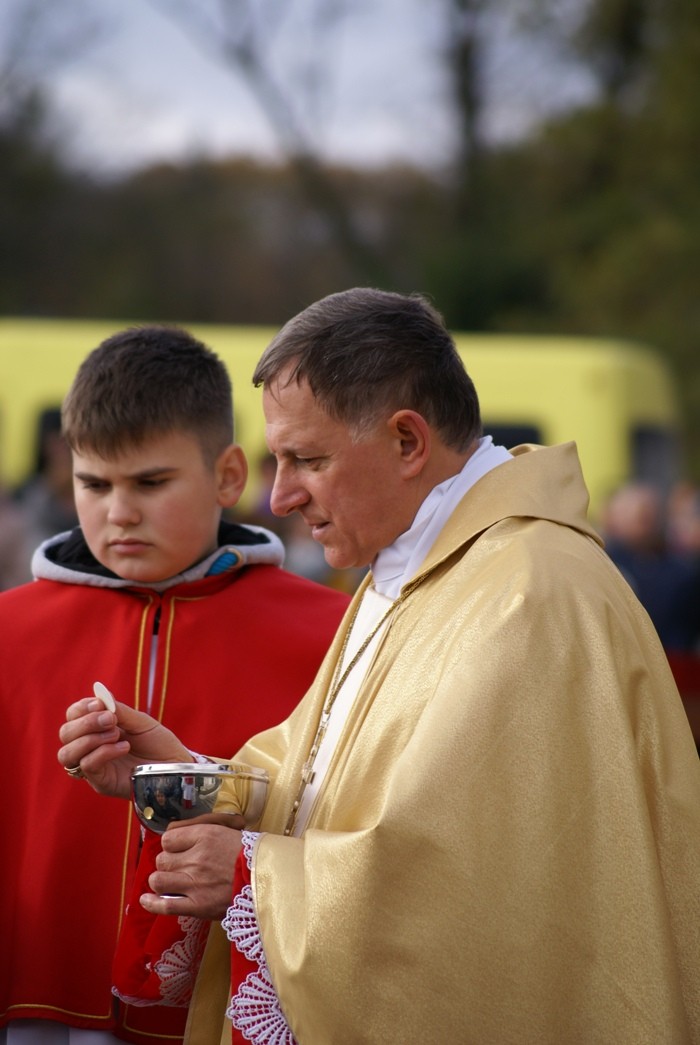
top-left (456, 333), bottom-right (681, 521)
top-left (0, 318), bottom-right (681, 521)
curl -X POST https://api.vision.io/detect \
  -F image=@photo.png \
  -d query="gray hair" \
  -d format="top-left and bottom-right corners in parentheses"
top-left (253, 287), bottom-right (481, 451)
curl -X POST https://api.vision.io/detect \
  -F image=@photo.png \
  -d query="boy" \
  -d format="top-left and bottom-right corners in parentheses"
top-left (0, 326), bottom-right (349, 1044)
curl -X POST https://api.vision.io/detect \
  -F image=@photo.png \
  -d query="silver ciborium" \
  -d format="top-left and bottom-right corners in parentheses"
top-left (131, 762), bottom-right (269, 834)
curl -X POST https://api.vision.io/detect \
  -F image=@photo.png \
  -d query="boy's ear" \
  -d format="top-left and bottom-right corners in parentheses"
top-left (216, 444), bottom-right (248, 508)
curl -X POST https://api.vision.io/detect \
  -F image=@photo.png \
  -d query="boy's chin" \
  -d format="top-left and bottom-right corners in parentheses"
top-left (107, 560), bottom-right (184, 585)
top-left (117, 569), bottom-right (171, 584)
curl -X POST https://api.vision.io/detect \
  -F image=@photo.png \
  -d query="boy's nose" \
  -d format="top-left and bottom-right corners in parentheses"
top-left (107, 493), bottom-right (141, 526)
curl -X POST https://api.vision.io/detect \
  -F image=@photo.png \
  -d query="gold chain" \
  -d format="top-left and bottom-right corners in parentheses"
top-left (283, 573), bottom-right (425, 835)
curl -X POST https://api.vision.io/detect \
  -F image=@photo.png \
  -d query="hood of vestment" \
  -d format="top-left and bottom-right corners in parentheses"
top-left (415, 440), bottom-right (602, 585)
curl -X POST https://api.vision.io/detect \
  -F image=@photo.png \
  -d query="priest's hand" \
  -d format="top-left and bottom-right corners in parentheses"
top-left (57, 697), bottom-right (192, 799)
top-left (140, 816), bottom-right (244, 920)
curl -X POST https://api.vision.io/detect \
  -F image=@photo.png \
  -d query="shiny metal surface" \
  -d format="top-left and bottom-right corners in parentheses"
top-left (131, 761), bottom-right (268, 833)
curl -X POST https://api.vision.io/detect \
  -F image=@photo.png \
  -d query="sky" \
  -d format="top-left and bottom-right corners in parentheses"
top-left (3, 0), bottom-right (596, 177)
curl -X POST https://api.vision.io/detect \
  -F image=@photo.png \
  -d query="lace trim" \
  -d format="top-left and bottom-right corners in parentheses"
top-left (222, 884), bottom-right (263, 963)
top-left (112, 915), bottom-right (209, 1008)
top-left (154, 915), bottom-right (210, 1005)
top-left (226, 965), bottom-right (296, 1044)
top-left (223, 832), bottom-right (297, 1044)
top-left (241, 829), bottom-right (259, 865)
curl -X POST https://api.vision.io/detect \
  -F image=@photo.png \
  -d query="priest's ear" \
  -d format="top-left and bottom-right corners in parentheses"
top-left (387, 410), bottom-right (431, 478)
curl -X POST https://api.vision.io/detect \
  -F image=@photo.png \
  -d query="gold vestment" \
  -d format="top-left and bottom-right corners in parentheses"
top-left (191, 443), bottom-right (700, 1044)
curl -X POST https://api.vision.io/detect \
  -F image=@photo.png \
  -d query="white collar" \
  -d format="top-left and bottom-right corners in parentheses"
top-left (371, 436), bottom-right (512, 598)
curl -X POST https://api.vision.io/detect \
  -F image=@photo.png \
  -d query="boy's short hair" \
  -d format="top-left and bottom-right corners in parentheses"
top-left (62, 326), bottom-right (234, 466)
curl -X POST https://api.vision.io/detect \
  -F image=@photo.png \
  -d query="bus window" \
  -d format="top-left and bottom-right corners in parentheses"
top-left (631, 426), bottom-right (680, 491)
top-left (483, 423), bottom-right (542, 448)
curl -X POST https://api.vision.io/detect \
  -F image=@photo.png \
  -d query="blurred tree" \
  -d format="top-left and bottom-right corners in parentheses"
top-left (0, 88), bottom-right (64, 312)
top-left (0, 0), bottom-right (104, 315)
top-left (456, 0), bottom-right (700, 472)
top-left (144, 0), bottom-right (393, 287)
top-left (426, 1), bottom-right (561, 330)
top-left (573, 0), bottom-right (652, 101)
top-left (21, 156), bottom-right (439, 325)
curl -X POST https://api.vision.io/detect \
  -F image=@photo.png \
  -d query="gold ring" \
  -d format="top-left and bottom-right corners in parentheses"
top-left (64, 764), bottom-right (85, 780)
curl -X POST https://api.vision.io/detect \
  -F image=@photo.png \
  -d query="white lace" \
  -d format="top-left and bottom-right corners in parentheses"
top-left (222, 885), bottom-right (263, 964)
top-left (226, 966), bottom-right (296, 1045)
top-left (112, 915), bottom-right (209, 1008)
top-left (241, 830), bottom-right (258, 865)
top-left (223, 831), bottom-right (297, 1044)
top-left (154, 915), bottom-right (210, 1005)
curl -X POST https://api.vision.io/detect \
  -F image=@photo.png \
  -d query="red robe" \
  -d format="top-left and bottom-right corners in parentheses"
top-left (1, 536), bottom-right (348, 1045)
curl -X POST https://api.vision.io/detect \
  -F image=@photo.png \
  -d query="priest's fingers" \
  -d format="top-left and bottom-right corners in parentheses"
top-left (61, 698), bottom-right (121, 767)
top-left (142, 824), bottom-right (242, 920)
top-left (62, 697), bottom-right (190, 766)
top-left (60, 699), bottom-right (119, 746)
top-left (100, 701), bottom-right (192, 764)
top-left (158, 822), bottom-right (243, 864)
top-left (140, 874), bottom-right (237, 921)
top-left (58, 701), bottom-right (132, 793)
top-left (64, 696), bottom-right (111, 722)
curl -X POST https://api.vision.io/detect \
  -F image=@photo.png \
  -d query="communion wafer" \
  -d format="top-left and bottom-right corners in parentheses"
top-left (92, 681), bottom-right (116, 712)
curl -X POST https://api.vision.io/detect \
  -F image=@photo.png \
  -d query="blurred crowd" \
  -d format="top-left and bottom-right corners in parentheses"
top-left (599, 480), bottom-right (700, 654)
top-left (0, 408), bottom-right (78, 589)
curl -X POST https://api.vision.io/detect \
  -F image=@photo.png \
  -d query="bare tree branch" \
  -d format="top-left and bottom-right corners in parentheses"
top-left (143, 0), bottom-right (390, 284)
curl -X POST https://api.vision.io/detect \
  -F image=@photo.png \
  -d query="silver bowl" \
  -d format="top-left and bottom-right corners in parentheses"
top-left (131, 761), bottom-right (268, 834)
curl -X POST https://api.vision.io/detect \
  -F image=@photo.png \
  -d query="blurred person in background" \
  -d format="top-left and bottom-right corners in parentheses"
top-left (0, 483), bottom-right (33, 589)
top-left (667, 480), bottom-right (700, 561)
top-left (601, 481), bottom-right (700, 654)
top-left (243, 451), bottom-right (280, 528)
top-left (13, 407), bottom-right (79, 552)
